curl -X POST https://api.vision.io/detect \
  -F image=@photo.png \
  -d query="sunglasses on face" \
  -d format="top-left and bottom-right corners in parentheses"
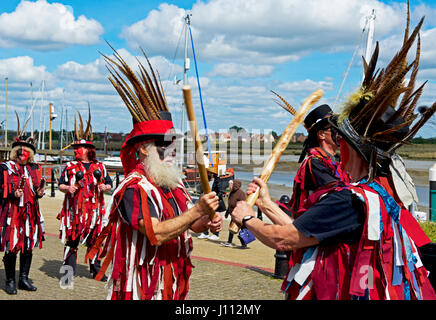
top-left (154, 138), bottom-right (175, 148)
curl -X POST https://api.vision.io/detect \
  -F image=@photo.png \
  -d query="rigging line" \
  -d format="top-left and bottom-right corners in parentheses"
top-left (188, 25), bottom-right (214, 167)
top-left (333, 22), bottom-right (368, 109)
top-left (164, 21), bottom-right (186, 92)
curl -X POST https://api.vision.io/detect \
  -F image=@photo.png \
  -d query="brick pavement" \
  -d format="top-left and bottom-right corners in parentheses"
top-left (0, 191), bottom-right (285, 300)
top-left (0, 235), bottom-right (284, 300)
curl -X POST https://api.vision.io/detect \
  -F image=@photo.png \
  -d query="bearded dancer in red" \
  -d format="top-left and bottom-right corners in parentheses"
top-left (57, 109), bottom-right (112, 281)
top-left (0, 119), bottom-right (45, 295)
top-left (87, 46), bottom-right (222, 300)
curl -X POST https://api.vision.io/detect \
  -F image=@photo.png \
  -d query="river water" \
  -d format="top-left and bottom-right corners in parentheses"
top-left (233, 160), bottom-right (433, 208)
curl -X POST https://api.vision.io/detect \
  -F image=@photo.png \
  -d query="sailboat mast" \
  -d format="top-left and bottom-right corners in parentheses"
top-left (41, 82), bottom-right (46, 150)
top-left (180, 14), bottom-right (191, 171)
top-left (37, 80), bottom-right (45, 150)
top-left (30, 82), bottom-right (34, 137)
top-left (60, 90), bottom-right (65, 150)
top-left (104, 127), bottom-right (107, 154)
top-left (4, 77), bottom-right (7, 147)
top-left (183, 14), bottom-right (191, 86)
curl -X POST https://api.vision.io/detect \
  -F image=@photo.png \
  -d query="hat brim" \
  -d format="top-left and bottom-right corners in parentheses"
top-left (12, 141), bottom-right (36, 153)
top-left (328, 115), bottom-right (372, 163)
top-left (72, 143), bottom-right (96, 148)
top-left (126, 133), bottom-right (183, 146)
top-left (298, 121), bottom-right (327, 163)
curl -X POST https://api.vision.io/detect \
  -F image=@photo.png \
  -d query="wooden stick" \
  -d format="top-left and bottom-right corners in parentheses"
top-left (229, 89), bottom-right (324, 234)
top-left (182, 85), bottom-right (216, 220)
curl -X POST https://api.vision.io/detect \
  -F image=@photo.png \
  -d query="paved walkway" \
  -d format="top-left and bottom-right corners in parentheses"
top-left (0, 191), bottom-right (285, 300)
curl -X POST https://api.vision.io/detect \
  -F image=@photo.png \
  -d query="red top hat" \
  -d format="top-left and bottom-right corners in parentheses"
top-left (121, 111), bottom-right (182, 175)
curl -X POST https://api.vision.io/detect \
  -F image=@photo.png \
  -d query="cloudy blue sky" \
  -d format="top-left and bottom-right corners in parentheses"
top-left (0, 0), bottom-right (436, 139)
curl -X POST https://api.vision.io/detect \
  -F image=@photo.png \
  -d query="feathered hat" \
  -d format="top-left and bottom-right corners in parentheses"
top-left (102, 43), bottom-right (181, 175)
top-left (329, 4), bottom-right (436, 181)
top-left (300, 104), bottom-right (333, 163)
top-left (271, 91), bottom-right (330, 163)
top-left (72, 103), bottom-right (95, 148)
top-left (12, 111), bottom-right (36, 153)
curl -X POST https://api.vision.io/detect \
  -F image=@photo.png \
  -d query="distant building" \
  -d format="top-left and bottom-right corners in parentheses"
top-left (291, 132), bottom-right (306, 143)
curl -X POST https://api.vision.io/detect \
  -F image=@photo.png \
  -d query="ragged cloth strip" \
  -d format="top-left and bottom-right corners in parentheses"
top-left (282, 179), bottom-right (436, 300)
top-left (289, 147), bottom-right (348, 219)
top-left (88, 163), bottom-right (194, 300)
top-left (0, 161), bottom-right (44, 253)
top-left (57, 160), bottom-right (107, 253)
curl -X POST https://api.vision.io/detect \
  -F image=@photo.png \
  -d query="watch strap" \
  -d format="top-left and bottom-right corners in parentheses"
top-left (242, 215), bottom-right (254, 229)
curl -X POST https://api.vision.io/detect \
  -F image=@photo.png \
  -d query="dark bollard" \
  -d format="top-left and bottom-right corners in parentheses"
top-left (115, 172), bottom-right (120, 188)
top-left (420, 243), bottom-right (436, 289)
top-left (274, 250), bottom-right (288, 279)
top-left (51, 169), bottom-right (55, 197)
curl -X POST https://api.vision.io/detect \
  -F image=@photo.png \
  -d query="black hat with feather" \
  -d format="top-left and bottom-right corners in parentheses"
top-left (329, 3), bottom-right (436, 181)
top-left (299, 104), bottom-right (333, 163)
top-left (270, 91), bottom-right (333, 163)
top-left (12, 111), bottom-right (36, 153)
top-left (71, 103), bottom-right (95, 148)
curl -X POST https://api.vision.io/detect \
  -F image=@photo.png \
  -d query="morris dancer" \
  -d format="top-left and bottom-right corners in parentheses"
top-left (290, 104), bottom-right (348, 217)
top-left (86, 46), bottom-right (222, 300)
top-left (57, 110), bottom-right (112, 280)
top-left (0, 121), bottom-right (45, 294)
top-left (232, 12), bottom-right (436, 299)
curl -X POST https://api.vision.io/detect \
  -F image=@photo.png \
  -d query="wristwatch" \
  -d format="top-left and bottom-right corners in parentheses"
top-left (242, 215), bottom-right (254, 229)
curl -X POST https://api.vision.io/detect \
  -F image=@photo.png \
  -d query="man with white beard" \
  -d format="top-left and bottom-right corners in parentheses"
top-left (87, 46), bottom-right (222, 300)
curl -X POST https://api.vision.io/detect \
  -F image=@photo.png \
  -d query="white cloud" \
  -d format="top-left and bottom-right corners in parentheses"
top-left (0, 0), bottom-right (103, 50)
top-left (121, 4), bottom-right (186, 57)
top-left (55, 60), bottom-right (106, 82)
top-left (121, 0), bottom-right (406, 64)
top-left (0, 56), bottom-right (53, 83)
top-left (209, 63), bottom-right (274, 78)
top-left (3, 1), bottom-right (436, 138)
top-left (278, 79), bottom-right (334, 93)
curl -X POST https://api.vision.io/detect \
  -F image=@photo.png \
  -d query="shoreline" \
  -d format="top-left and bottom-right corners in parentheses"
top-left (231, 161), bottom-right (430, 186)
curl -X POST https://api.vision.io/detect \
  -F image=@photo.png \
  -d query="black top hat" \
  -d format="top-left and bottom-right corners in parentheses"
top-left (304, 104), bottom-right (333, 132)
top-left (12, 111), bottom-right (36, 153)
top-left (12, 137), bottom-right (36, 153)
top-left (298, 104), bottom-right (333, 162)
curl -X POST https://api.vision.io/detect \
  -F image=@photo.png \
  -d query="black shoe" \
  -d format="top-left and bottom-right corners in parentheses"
top-left (90, 260), bottom-right (107, 282)
top-left (18, 277), bottom-right (37, 291)
top-left (5, 279), bottom-right (17, 295)
top-left (91, 271), bottom-right (108, 282)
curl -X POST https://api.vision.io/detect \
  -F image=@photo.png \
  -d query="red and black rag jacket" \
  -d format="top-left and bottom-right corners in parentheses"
top-left (0, 160), bottom-right (45, 253)
top-left (289, 147), bottom-right (348, 218)
top-left (87, 163), bottom-right (194, 300)
top-left (57, 160), bottom-right (107, 246)
top-left (281, 178), bottom-right (436, 300)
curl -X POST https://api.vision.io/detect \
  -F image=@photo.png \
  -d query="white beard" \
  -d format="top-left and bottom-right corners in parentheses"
top-left (143, 145), bottom-right (181, 190)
